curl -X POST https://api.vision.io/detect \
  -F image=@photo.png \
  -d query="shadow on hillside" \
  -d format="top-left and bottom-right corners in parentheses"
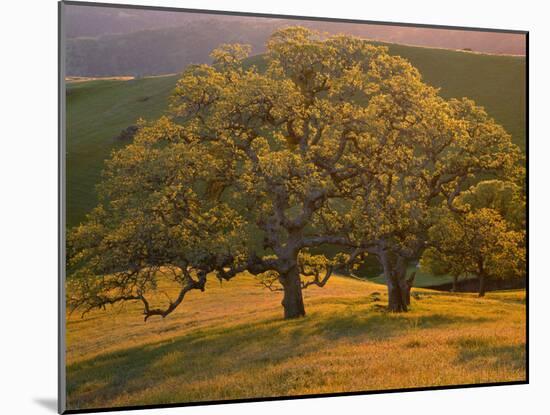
top-left (453, 337), bottom-right (526, 371)
top-left (308, 312), bottom-right (492, 342)
top-left (66, 308), bottom-right (494, 409)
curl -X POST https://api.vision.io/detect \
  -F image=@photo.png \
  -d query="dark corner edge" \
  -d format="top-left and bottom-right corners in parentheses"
top-left (58, 0), bottom-right (67, 413)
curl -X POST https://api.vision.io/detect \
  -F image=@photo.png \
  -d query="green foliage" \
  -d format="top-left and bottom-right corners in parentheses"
top-left (66, 42), bottom-right (526, 229)
top-left (421, 180), bottom-right (526, 283)
top-left (68, 27), bottom-right (524, 318)
top-left (457, 180), bottom-right (526, 229)
top-left (380, 42), bottom-right (526, 152)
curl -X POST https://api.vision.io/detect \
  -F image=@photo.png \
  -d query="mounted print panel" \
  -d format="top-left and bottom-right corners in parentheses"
top-left (59, 1), bottom-right (528, 413)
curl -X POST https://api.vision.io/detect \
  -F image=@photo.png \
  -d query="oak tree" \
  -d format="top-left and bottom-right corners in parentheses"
top-left (420, 180), bottom-right (526, 296)
top-left (68, 27), bottom-right (522, 319)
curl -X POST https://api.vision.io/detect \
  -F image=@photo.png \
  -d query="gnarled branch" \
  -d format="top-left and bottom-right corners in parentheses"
top-left (301, 265), bottom-right (333, 289)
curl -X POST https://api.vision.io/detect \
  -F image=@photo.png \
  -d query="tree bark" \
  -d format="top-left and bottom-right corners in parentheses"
top-left (404, 271), bottom-right (415, 306)
top-left (280, 266), bottom-right (306, 319)
top-left (478, 274), bottom-right (486, 297)
top-left (380, 252), bottom-right (409, 312)
top-left (387, 280), bottom-right (408, 312)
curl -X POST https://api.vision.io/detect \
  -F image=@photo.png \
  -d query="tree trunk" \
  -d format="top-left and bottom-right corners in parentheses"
top-left (387, 280), bottom-right (408, 312)
top-left (280, 267), bottom-right (306, 319)
top-left (478, 274), bottom-right (486, 297)
top-left (380, 252), bottom-right (409, 312)
top-left (404, 271), bottom-right (415, 306)
top-left (452, 275), bottom-right (458, 292)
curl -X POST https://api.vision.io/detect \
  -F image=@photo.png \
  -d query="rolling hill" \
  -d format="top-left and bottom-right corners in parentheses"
top-left (66, 75), bottom-right (178, 228)
top-left (65, 274), bottom-right (526, 410)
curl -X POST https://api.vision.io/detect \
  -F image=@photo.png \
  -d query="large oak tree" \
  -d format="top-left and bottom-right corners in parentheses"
top-left (68, 27), bottom-right (522, 319)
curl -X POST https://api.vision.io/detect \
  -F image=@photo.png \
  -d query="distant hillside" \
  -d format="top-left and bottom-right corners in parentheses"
top-left (65, 4), bottom-right (205, 38)
top-left (66, 75), bottom-right (178, 228)
top-left (65, 9), bottom-right (526, 77)
top-left (66, 20), bottom-right (280, 77)
top-left (66, 4), bottom-right (526, 57)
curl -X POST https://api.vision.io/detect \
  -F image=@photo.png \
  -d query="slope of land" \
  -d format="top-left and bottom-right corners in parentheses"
top-left (66, 274), bottom-right (526, 411)
top-left (66, 74), bottom-right (178, 227)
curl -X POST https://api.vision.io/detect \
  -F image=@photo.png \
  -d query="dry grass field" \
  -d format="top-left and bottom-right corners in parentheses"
top-left (66, 274), bottom-right (526, 411)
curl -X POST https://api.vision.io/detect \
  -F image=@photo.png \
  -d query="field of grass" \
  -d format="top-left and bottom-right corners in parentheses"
top-left (66, 274), bottom-right (526, 411)
top-left (66, 43), bottom-right (526, 229)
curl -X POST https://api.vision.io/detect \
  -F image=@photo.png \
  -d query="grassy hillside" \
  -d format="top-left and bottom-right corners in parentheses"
top-left (384, 43), bottom-right (526, 153)
top-left (66, 75), bottom-right (178, 226)
top-left (366, 265), bottom-right (472, 288)
top-left (66, 274), bottom-right (526, 411)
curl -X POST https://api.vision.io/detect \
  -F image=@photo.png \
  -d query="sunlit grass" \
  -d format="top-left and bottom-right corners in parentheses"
top-left (66, 274), bottom-right (526, 410)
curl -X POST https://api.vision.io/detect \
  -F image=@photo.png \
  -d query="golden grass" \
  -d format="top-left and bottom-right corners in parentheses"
top-left (65, 274), bottom-right (526, 410)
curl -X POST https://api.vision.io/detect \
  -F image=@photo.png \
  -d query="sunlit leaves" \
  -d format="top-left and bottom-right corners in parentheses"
top-left (68, 26), bottom-right (524, 317)
top-left (421, 181), bottom-right (526, 282)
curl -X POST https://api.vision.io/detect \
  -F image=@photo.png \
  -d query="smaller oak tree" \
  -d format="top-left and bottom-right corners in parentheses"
top-left (421, 180), bottom-right (526, 296)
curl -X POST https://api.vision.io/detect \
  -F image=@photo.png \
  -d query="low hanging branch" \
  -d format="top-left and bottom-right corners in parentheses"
top-left (141, 269), bottom-right (207, 321)
top-left (300, 264), bottom-right (333, 289)
top-left (140, 254), bottom-right (283, 320)
top-left (69, 266), bottom-right (211, 322)
top-left (258, 271), bottom-right (284, 292)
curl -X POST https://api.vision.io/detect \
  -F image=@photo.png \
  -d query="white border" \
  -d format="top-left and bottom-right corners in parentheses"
top-left (1, 1), bottom-right (547, 415)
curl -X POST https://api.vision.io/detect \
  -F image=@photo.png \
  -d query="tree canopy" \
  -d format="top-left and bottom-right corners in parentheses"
top-left (68, 27), bottom-right (524, 320)
top-left (421, 180), bottom-right (525, 296)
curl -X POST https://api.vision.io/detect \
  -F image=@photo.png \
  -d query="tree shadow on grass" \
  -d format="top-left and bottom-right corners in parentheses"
top-left (67, 318), bottom-right (312, 409)
top-left (305, 311), bottom-right (493, 341)
top-left (453, 337), bottom-right (526, 371)
top-left (456, 338), bottom-right (526, 368)
top-left (66, 310), bottom-right (493, 410)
